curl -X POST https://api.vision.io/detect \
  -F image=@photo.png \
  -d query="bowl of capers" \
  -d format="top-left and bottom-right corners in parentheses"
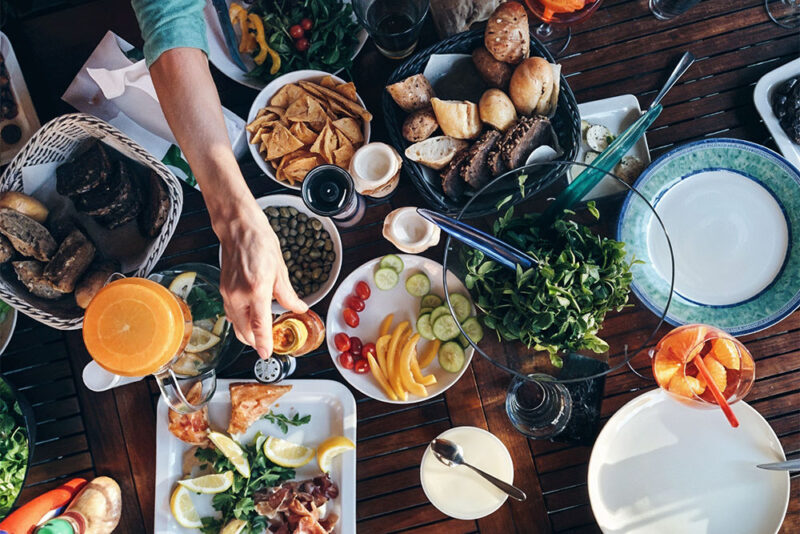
top-left (219, 194), bottom-right (342, 313)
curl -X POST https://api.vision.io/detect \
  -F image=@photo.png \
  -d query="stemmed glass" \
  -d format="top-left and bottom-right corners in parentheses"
top-left (765, 0), bottom-right (800, 28)
top-left (442, 161), bottom-right (675, 440)
top-left (524, 0), bottom-right (603, 57)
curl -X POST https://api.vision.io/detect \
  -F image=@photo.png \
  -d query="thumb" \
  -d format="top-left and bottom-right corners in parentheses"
top-left (274, 269), bottom-right (308, 314)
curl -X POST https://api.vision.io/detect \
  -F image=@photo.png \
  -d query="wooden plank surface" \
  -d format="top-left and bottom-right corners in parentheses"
top-left (0, 0), bottom-right (798, 532)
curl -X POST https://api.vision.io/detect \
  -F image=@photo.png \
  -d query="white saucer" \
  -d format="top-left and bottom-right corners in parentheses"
top-left (588, 389), bottom-right (789, 534)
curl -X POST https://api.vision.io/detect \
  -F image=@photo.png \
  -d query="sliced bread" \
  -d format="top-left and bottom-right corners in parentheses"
top-left (405, 136), bottom-right (470, 170)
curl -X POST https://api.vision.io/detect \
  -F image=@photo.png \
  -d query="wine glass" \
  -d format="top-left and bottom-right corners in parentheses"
top-left (765, 0), bottom-right (800, 28)
top-left (524, 0), bottom-right (603, 57)
top-left (442, 161), bottom-right (675, 440)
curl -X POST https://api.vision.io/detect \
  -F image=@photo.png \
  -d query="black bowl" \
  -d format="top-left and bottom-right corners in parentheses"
top-left (383, 29), bottom-right (581, 216)
top-left (0, 375), bottom-right (36, 519)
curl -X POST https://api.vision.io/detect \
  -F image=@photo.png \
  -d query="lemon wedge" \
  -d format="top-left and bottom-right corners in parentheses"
top-left (317, 436), bottom-right (355, 473)
top-left (220, 519), bottom-right (248, 534)
top-left (177, 470), bottom-right (234, 494)
top-left (186, 326), bottom-right (221, 353)
top-left (212, 315), bottom-right (228, 336)
top-left (263, 436), bottom-right (315, 468)
top-left (208, 432), bottom-right (250, 478)
top-left (169, 271), bottom-right (197, 300)
top-left (170, 485), bottom-right (202, 528)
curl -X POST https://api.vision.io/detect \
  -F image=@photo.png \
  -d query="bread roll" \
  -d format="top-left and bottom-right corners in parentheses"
top-left (472, 47), bottom-right (513, 89)
top-left (75, 261), bottom-right (118, 309)
top-left (402, 108), bottom-right (439, 142)
top-left (484, 2), bottom-right (529, 64)
top-left (0, 192), bottom-right (49, 223)
top-left (510, 57), bottom-right (560, 116)
top-left (479, 89), bottom-right (517, 132)
top-left (386, 74), bottom-right (436, 112)
top-left (404, 136), bottom-right (470, 170)
top-left (430, 98), bottom-right (482, 140)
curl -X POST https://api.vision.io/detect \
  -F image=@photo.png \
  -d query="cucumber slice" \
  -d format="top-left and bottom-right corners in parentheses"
top-left (419, 307), bottom-right (434, 315)
top-left (460, 317), bottom-right (484, 344)
top-left (416, 314), bottom-right (435, 341)
top-left (420, 294), bottom-right (443, 309)
top-left (405, 273), bottom-right (431, 297)
top-left (432, 314), bottom-right (460, 341)
top-left (374, 267), bottom-right (399, 290)
top-left (458, 334), bottom-right (470, 348)
top-left (429, 306), bottom-right (450, 325)
top-left (379, 254), bottom-right (404, 274)
top-left (449, 293), bottom-right (471, 323)
top-left (438, 341), bottom-right (465, 373)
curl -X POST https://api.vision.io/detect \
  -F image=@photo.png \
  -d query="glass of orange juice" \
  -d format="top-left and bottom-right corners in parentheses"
top-left (651, 324), bottom-right (755, 408)
top-left (83, 264), bottom-right (236, 413)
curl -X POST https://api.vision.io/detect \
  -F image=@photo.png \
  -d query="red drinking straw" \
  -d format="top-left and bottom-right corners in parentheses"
top-left (694, 355), bottom-right (739, 428)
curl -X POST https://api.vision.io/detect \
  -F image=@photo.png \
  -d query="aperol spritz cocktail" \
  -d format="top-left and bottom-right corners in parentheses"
top-left (652, 324), bottom-right (755, 408)
top-left (526, 0), bottom-right (602, 25)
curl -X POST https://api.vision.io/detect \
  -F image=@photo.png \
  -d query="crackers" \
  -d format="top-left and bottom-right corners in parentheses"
top-left (247, 76), bottom-right (371, 186)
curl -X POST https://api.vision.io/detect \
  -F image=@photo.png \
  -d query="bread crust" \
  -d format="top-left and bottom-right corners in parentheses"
top-left (402, 107), bottom-right (439, 142)
top-left (472, 47), bottom-right (513, 89)
top-left (509, 57), bottom-right (555, 115)
top-left (479, 89), bottom-right (518, 132)
top-left (387, 74), bottom-right (436, 112)
top-left (484, 2), bottom-right (530, 64)
top-left (430, 98), bottom-right (482, 140)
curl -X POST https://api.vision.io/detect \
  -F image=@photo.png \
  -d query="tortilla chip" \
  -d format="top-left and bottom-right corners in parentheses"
top-left (333, 130), bottom-right (355, 168)
top-left (310, 121), bottom-right (340, 164)
top-left (265, 123), bottom-right (305, 160)
top-left (284, 154), bottom-right (321, 183)
top-left (270, 84), bottom-right (306, 108)
top-left (298, 80), bottom-right (372, 121)
top-left (327, 99), bottom-right (356, 119)
top-left (335, 82), bottom-right (358, 102)
top-left (247, 113), bottom-right (278, 134)
top-left (289, 122), bottom-right (319, 145)
top-left (285, 96), bottom-right (328, 124)
top-left (332, 117), bottom-right (363, 144)
top-left (320, 76), bottom-right (338, 89)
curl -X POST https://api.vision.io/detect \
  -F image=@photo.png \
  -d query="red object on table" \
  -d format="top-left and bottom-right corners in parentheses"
top-left (0, 479), bottom-right (88, 534)
top-left (694, 355), bottom-right (740, 428)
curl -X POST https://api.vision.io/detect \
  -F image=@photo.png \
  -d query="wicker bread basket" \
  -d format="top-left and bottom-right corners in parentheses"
top-left (0, 113), bottom-right (184, 330)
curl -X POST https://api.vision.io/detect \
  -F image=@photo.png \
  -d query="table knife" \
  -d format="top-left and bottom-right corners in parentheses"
top-left (210, 0), bottom-right (248, 72)
top-left (756, 459), bottom-right (800, 471)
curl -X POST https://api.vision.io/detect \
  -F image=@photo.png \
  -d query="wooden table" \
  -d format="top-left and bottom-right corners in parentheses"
top-left (2, 0), bottom-right (799, 532)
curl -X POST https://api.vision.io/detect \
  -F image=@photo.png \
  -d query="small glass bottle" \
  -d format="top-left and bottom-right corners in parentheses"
top-left (301, 165), bottom-right (365, 228)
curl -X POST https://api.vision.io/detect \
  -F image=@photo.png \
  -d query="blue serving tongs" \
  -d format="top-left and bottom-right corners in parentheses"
top-left (417, 208), bottom-right (533, 271)
top-left (539, 52), bottom-right (696, 226)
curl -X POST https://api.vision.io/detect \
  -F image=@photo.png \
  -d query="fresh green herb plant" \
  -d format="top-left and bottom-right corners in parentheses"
top-left (464, 202), bottom-right (638, 367)
top-left (249, 0), bottom-right (359, 82)
top-left (0, 300), bottom-right (11, 324)
top-left (187, 286), bottom-right (225, 321)
top-left (0, 379), bottom-right (28, 517)
top-left (196, 433), bottom-right (295, 534)
top-left (262, 411), bottom-right (311, 434)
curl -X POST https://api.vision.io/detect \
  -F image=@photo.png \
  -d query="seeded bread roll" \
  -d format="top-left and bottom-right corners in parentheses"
top-left (430, 98), bottom-right (482, 140)
top-left (484, 2), bottom-right (530, 65)
top-left (387, 74), bottom-right (436, 112)
top-left (472, 47), bottom-right (513, 89)
top-left (402, 108), bottom-right (439, 142)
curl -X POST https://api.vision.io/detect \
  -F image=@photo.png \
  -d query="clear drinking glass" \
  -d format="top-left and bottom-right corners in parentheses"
top-left (524, 0), bottom-right (603, 57)
top-left (765, 0), bottom-right (800, 28)
top-left (648, 0), bottom-right (701, 20)
top-left (353, 0), bottom-right (430, 59)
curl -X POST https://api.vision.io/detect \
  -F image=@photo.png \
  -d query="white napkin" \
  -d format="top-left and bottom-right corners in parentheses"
top-left (62, 31), bottom-right (248, 190)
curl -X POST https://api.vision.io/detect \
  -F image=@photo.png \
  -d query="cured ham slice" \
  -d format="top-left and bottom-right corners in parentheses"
top-left (254, 474), bottom-right (339, 534)
top-left (167, 382), bottom-right (210, 446)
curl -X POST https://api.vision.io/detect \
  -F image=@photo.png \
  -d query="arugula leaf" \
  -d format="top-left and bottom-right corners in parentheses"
top-left (262, 411), bottom-right (311, 434)
top-left (0, 380), bottom-right (28, 516)
top-left (187, 287), bottom-right (225, 321)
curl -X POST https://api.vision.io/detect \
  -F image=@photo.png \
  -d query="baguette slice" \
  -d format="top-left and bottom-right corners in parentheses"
top-left (430, 98), bottom-right (482, 140)
top-left (404, 136), bottom-right (470, 170)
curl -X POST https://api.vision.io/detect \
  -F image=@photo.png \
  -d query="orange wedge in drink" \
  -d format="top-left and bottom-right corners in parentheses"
top-left (709, 338), bottom-right (740, 370)
top-left (653, 355), bottom-right (682, 387)
top-left (83, 278), bottom-right (188, 377)
top-left (698, 354), bottom-right (727, 393)
top-left (668, 372), bottom-right (705, 398)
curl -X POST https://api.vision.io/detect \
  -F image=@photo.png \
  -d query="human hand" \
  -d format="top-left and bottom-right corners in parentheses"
top-left (217, 206), bottom-right (308, 358)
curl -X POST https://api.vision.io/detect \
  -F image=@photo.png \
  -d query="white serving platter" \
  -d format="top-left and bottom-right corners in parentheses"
top-left (754, 56), bottom-right (800, 170)
top-left (154, 379), bottom-right (356, 533)
top-left (0, 31), bottom-right (40, 166)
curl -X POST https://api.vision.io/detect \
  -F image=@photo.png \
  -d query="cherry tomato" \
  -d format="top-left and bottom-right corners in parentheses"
top-left (346, 295), bottom-right (365, 312)
top-left (334, 332), bottom-right (350, 352)
top-left (339, 352), bottom-right (354, 370)
top-left (289, 25), bottom-right (304, 39)
top-left (355, 281), bottom-right (371, 300)
top-left (349, 337), bottom-right (363, 356)
top-left (354, 359), bottom-right (370, 374)
top-left (363, 342), bottom-right (377, 360)
top-left (343, 307), bottom-right (360, 327)
top-left (300, 18), bottom-right (313, 31)
top-left (295, 37), bottom-right (310, 52)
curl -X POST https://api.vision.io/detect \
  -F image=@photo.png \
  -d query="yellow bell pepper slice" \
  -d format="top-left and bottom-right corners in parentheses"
top-left (399, 334), bottom-right (427, 397)
top-left (379, 313), bottom-right (394, 337)
top-left (410, 349), bottom-right (437, 386)
top-left (247, 14), bottom-right (280, 74)
top-left (229, 4), bottom-right (255, 53)
top-left (418, 339), bottom-right (440, 368)
top-left (368, 354), bottom-right (397, 401)
top-left (376, 335), bottom-right (391, 377)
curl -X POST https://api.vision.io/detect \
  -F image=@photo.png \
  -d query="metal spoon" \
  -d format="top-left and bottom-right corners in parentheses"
top-left (431, 438), bottom-right (527, 501)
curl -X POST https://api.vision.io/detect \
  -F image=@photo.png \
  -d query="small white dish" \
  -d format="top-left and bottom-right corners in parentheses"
top-left (382, 207), bottom-right (440, 254)
top-left (420, 426), bottom-right (513, 520)
top-left (219, 193), bottom-right (341, 314)
top-left (325, 254), bottom-right (474, 404)
top-left (573, 94), bottom-right (651, 200)
top-left (246, 69), bottom-right (371, 191)
top-left (588, 389), bottom-right (789, 534)
top-left (0, 306), bottom-right (17, 356)
top-left (349, 142), bottom-right (401, 198)
top-left (754, 56), bottom-right (800, 169)
top-left (0, 31), bottom-right (40, 166)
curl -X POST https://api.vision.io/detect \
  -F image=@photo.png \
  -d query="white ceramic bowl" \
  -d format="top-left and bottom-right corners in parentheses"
top-left (246, 70), bottom-right (372, 191)
top-left (0, 306), bottom-right (18, 356)
top-left (219, 194), bottom-right (342, 314)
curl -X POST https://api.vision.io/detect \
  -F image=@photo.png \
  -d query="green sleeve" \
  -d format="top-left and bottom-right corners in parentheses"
top-left (131, 0), bottom-right (210, 67)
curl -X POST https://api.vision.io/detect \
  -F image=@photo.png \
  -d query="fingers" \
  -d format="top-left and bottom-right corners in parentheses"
top-left (224, 298), bottom-right (255, 348)
top-left (273, 266), bottom-right (308, 314)
top-left (249, 297), bottom-right (273, 359)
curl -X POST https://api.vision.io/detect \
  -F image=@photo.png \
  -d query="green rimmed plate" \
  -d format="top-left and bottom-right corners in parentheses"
top-left (617, 138), bottom-right (800, 335)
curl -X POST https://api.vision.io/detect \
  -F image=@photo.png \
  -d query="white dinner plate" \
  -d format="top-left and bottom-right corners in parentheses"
top-left (753, 56), bottom-right (800, 170)
top-left (325, 254), bottom-right (474, 404)
top-left (203, 1), bottom-right (368, 91)
top-left (588, 389), bottom-right (789, 534)
top-left (154, 379), bottom-right (356, 533)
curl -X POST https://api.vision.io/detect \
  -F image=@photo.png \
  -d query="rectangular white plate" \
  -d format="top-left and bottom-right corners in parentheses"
top-left (0, 31), bottom-right (41, 166)
top-left (754, 56), bottom-right (800, 170)
top-left (573, 94), bottom-right (651, 200)
top-left (154, 379), bottom-right (357, 533)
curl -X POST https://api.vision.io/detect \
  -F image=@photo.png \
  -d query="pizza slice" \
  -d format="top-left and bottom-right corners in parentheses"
top-left (228, 383), bottom-right (292, 435)
top-left (167, 382), bottom-right (210, 446)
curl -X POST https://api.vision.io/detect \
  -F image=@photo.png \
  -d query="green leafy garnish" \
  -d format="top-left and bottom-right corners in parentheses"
top-left (262, 411), bottom-right (311, 434)
top-left (0, 379), bottom-right (28, 517)
top-left (464, 206), bottom-right (638, 367)
top-left (187, 287), bottom-right (225, 321)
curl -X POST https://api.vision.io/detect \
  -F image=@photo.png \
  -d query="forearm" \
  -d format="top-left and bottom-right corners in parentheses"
top-left (149, 48), bottom-right (260, 236)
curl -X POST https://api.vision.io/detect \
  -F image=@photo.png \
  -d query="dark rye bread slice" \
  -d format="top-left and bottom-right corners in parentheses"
top-left (486, 141), bottom-right (506, 178)
top-left (500, 115), bottom-right (554, 171)
top-left (138, 170), bottom-right (170, 238)
top-left (43, 229), bottom-right (96, 293)
top-left (96, 168), bottom-right (143, 230)
top-left (13, 260), bottom-right (67, 300)
top-left (72, 161), bottom-right (125, 216)
top-left (0, 208), bottom-right (57, 261)
top-left (56, 141), bottom-right (111, 196)
top-left (440, 146), bottom-right (471, 201)
top-left (459, 129), bottom-right (502, 190)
